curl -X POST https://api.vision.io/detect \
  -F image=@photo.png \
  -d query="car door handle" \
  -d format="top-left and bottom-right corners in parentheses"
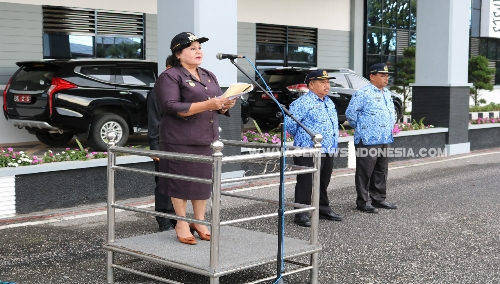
top-left (120, 91), bottom-right (132, 95)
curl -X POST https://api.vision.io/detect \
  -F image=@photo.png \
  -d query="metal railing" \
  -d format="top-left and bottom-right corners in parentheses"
top-left (104, 132), bottom-right (323, 284)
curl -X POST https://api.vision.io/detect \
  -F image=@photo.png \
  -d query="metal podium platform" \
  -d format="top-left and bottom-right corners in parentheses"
top-left (104, 133), bottom-right (323, 284)
top-left (105, 226), bottom-right (321, 278)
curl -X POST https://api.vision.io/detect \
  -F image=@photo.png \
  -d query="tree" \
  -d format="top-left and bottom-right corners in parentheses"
top-left (468, 55), bottom-right (495, 106)
top-left (390, 46), bottom-right (415, 112)
top-left (105, 41), bottom-right (141, 59)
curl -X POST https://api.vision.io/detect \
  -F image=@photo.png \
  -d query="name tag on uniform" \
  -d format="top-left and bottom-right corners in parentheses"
top-left (313, 104), bottom-right (321, 109)
top-left (374, 96), bottom-right (382, 102)
top-left (186, 80), bottom-right (196, 87)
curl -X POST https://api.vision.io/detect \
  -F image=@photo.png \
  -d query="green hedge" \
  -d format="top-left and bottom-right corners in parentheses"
top-left (469, 103), bottom-right (500, 112)
top-left (404, 103), bottom-right (500, 115)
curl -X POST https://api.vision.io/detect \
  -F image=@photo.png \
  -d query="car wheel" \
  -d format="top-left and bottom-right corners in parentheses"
top-left (35, 132), bottom-right (75, 146)
top-left (88, 114), bottom-right (129, 151)
top-left (394, 106), bottom-right (402, 123)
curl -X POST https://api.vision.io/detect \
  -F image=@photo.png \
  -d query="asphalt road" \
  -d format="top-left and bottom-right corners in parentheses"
top-left (1, 149), bottom-right (500, 283)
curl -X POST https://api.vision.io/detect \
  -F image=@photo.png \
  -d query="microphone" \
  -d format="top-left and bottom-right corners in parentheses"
top-left (216, 53), bottom-right (245, 60)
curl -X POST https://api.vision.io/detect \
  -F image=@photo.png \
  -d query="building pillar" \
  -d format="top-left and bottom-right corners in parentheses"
top-left (157, 0), bottom-right (241, 173)
top-left (157, 0), bottom-right (237, 85)
top-left (411, 0), bottom-right (471, 155)
top-left (349, 0), bottom-right (364, 74)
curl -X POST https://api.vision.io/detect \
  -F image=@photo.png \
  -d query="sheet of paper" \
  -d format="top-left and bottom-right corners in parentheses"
top-left (221, 83), bottom-right (253, 99)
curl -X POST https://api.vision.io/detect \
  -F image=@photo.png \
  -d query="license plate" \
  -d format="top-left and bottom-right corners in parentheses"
top-left (14, 94), bottom-right (31, 103)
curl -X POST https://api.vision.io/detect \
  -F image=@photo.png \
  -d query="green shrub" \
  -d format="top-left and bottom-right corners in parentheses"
top-left (469, 102), bottom-right (500, 112)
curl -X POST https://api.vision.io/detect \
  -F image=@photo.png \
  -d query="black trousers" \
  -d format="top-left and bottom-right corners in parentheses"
top-left (154, 160), bottom-right (176, 227)
top-left (354, 142), bottom-right (389, 207)
top-left (294, 155), bottom-right (334, 217)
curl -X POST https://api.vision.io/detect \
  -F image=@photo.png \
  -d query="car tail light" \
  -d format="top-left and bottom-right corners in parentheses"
top-left (261, 93), bottom-right (279, 100)
top-left (286, 84), bottom-right (309, 93)
top-left (3, 76), bottom-right (12, 112)
top-left (47, 77), bottom-right (77, 116)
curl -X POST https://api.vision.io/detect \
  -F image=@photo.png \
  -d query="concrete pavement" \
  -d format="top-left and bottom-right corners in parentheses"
top-left (1, 148), bottom-right (500, 283)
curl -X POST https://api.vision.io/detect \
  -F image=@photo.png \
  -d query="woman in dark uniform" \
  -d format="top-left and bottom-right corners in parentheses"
top-left (154, 32), bottom-right (236, 245)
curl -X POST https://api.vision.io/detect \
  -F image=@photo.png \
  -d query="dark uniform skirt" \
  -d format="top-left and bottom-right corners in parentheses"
top-left (158, 143), bottom-right (212, 200)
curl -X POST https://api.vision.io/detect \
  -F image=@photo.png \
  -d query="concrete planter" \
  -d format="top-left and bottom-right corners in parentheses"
top-left (240, 130), bottom-right (451, 175)
top-left (468, 123), bottom-right (500, 151)
top-left (390, 128), bottom-right (448, 162)
top-left (2, 125), bottom-right (497, 219)
top-left (240, 137), bottom-right (352, 176)
top-left (0, 156), bottom-right (155, 219)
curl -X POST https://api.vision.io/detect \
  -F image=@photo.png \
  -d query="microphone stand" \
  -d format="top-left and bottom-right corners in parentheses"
top-left (228, 58), bottom-right (319, 284)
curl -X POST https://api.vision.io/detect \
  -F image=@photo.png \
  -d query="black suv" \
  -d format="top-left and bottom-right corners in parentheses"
top-left (241, 67), bottom-right (403, 130)
top-left (3, 59), bottom-right (157, 151)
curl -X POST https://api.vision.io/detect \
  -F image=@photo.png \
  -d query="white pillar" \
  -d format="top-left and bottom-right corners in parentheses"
top-left (350, 0), bottom-right (364, 75)
top-left (157, 0), bottom-right (237, 87)
top-left (411, 0), bottom-right (471, 155)
top-left (413, 0), bottom-right (471, 86)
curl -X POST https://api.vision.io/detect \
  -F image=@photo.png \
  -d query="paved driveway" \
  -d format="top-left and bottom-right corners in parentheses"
top-left (1, 149), bottom-right (500, 283)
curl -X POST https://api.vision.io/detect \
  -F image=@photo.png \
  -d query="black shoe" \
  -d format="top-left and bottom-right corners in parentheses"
top-left (356, 205), bottom-right (379, 213)
top-left (158, 224), bottom-right (174, 232)
top-left (294, 215), bottom-right (311, 227)
top-left (372, 201), bottom-right (398, 209)
top-left (319, 211), bottom-right (343, 221)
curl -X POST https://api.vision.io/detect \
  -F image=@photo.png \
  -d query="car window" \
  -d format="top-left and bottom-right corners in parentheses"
top-left (262, 74), bottom-right (305, 85)
top-left (79, 66), bottom-right (113, 82)
top-left (10, 64), bottom-right (60, 92)
top-left (119, 68), bottom-right (156, 86)
top-left (347, 74), bottom-right (370, 89)
top-left (329, 73), bottom-right (349, 89)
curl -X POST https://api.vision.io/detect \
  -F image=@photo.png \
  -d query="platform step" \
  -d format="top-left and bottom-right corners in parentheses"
top-left (105, 225), bottom-right (321, 277)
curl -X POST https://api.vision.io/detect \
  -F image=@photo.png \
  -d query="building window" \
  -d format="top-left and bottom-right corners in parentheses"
top-left (365, 0), bottom-right (417, 80)
top-left (256, 23), bottom-right (317, 70)
top-left (42, 6), bottom-right (144, 59)
top-left (477, 38), bottom-right (500, 84)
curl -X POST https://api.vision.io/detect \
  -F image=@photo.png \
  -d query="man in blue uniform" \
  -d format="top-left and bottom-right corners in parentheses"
top-left (346, 63), bottom-right (398, 213)
top-left (287, 70), bottom-right (343, 227)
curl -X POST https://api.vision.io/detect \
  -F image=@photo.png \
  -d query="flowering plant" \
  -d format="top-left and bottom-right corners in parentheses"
top-left (42, 139), bottom-right (108, 163)
top-left (241, 121), bottom-right (294, 144)
top-left (470, 117), bottom-right (500, 124)
top-left (241, 129), bottom-right (293, 144)
top-left (393, 118), bottom-right (434, 135)
top-left (0, 147), bottom-right (40, 167)
top-left (339, 124), bottom-right (354, 137)
top-left (0, 139), bottom-right (110, 168)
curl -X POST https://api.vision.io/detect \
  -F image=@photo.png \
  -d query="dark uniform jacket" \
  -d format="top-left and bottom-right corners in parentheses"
top-left (146, 89), bottom-right (161, 151)
top-left (154, 65), bottom-right (227, 145)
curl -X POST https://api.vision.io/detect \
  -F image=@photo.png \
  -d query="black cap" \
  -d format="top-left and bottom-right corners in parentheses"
top-left (368, 63), bottom-right (390, 74)
top-left (170, 32), bottom-right (209, 52)
top-left (305, 69), bottom-right (335, 83)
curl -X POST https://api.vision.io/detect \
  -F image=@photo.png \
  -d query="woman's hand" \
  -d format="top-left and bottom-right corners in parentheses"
top-left (219, 98), bottom-right (237, 113)
top-left (207, 97), bottom-right (234, 111)
top-left (178, 97), bottom-right (235, 117)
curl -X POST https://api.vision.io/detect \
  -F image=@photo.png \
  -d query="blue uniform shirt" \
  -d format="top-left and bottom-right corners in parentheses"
top-left (345, 83), bottom-right (396, 145)
top-left (286, 91), bottom-right (339, 153)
